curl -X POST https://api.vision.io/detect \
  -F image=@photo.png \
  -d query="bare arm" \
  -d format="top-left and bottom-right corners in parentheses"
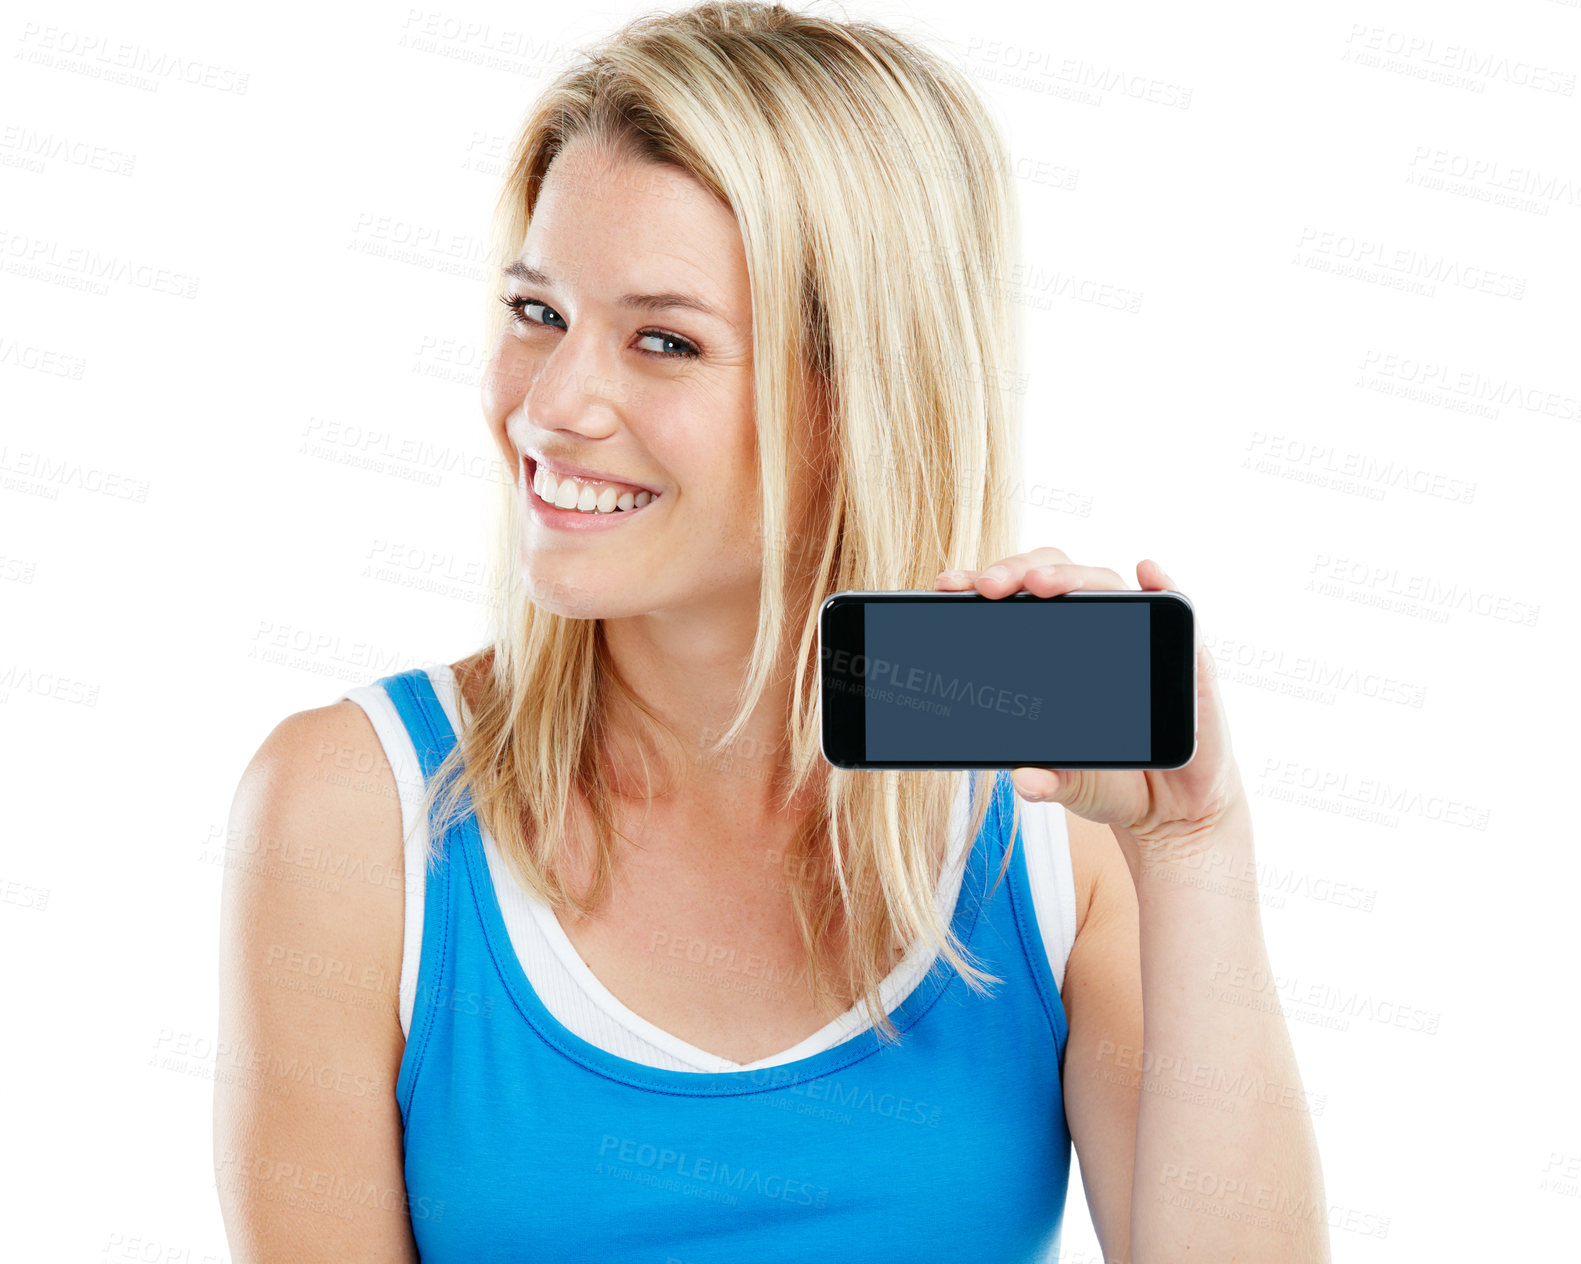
top-left (1122, 793), bottom-right (1329, 1260)
top-left (941, 550), bottom-right (1328, 1261)
top-left (1059, 806), bottom-right (1144, 1260)
top-left (213, 702), bottom-right (419, 1262)
top-left (1060, 799), bottom-right (1330, 1263)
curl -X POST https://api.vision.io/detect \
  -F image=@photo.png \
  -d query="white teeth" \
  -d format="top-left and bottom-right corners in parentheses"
top-left (529, 459), bottom-right (659, 515)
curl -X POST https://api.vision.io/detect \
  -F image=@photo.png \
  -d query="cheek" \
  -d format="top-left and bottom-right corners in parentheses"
top-left (677, 412), bottom-right (756, 510)
top-left (701, 419), bottom-right (764, 539)
top-left (482, 337), bottom-right (532, 450)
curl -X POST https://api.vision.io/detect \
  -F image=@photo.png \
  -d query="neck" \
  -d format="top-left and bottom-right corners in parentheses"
top-left (599, 587), bottom-right (816, 816)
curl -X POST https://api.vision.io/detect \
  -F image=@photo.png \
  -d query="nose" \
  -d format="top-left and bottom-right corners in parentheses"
top-left (524, 325), bottom-right (627, 443)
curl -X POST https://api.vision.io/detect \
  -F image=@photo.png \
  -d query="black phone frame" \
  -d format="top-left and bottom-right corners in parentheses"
top-left (818, 589), bottom-right (1197, 771)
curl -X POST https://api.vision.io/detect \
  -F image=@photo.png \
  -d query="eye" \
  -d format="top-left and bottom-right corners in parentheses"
top-left (499, 294), bottom-right (566, 330)
top-left (498, 294), bottom-right (701, 360)
top-left (634, 329), bottom-right (700, 359)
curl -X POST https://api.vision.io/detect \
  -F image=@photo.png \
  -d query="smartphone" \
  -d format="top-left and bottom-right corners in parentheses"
top-left (819, 589), bottom-right (1196, 770)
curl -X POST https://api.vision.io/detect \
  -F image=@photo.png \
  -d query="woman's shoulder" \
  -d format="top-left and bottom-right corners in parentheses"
top-left (225, 700), bottom-right (407, 947)
top-left (215, 700), bottom-right (412, 1249)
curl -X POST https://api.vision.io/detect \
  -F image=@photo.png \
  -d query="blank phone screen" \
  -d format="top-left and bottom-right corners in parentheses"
top-left (862, 599), bottom-right (1151, 762)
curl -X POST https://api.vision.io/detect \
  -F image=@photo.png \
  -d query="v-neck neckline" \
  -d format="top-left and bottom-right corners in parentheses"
top-left (417, 662), bottom-right (997, 1093)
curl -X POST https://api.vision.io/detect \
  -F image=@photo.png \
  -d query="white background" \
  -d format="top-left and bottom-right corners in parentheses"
top-left (2, 0), bottom-right (1577, 1259)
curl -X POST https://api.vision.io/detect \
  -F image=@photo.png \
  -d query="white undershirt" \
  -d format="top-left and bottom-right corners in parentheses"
top-left (339, 661), bottom-right (1078, 1072)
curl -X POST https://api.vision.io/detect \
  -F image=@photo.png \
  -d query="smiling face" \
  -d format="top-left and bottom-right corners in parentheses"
top-left (482, 137), bottom-right (774, 621)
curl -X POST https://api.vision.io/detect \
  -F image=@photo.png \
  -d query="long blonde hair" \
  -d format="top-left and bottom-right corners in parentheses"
top-left (418, 0), bottom-right (1026, 1045)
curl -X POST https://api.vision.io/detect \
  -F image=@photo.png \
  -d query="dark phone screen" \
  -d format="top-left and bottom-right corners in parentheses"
top-left (861, 599), bottom-right (1151, 762)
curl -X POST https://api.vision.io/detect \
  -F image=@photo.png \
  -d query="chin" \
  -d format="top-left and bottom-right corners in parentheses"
top-left (516, 561), bottom-right (602, 620)
top-left (516, 560), bottom-right (659, 622)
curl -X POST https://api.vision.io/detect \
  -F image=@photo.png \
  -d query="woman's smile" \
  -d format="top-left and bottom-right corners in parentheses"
top-left (520, 450), bottom-right (665, 532)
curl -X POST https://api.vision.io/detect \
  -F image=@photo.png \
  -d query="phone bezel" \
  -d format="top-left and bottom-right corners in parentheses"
top-left (818, 589), bottom-right (1197, 771)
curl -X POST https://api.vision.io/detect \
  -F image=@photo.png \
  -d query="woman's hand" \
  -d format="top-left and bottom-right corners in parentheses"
top-left (935, 548), bottom-right (1245, 866)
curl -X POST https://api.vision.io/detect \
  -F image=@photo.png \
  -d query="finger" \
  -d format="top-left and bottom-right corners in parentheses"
top-left (1010, 766), bottom-right (1062, 802)
top-left (1138, 558), bottom-right (1175, 592)
top-left (972, 548), bottom-right (1073, 596)
top-left (935, 568), bottom-right (977, 590)
top-left (1018, 562), bottom-right (1129, 597)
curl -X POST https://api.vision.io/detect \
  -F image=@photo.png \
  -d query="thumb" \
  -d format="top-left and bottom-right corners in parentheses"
top-left (1009, 766), bottom-right (1065, 804)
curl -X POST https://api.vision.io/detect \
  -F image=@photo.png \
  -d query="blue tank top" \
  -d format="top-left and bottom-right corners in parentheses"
top-left (379, 667), bottom-right (1072, 1261)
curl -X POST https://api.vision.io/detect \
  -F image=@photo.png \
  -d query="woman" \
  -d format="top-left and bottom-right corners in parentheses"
top-left (215, 3), bottom-right (1328, 1260)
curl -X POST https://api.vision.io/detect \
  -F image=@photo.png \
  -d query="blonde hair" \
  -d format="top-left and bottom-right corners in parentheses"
top-left (418, 0), bottom-right (1026, 1045)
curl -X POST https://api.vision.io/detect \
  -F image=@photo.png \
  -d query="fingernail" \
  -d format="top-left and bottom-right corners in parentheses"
top-left (982, 565), bottom-right (1010, 581)
top-left (939, 569), bottom-right (967, 582)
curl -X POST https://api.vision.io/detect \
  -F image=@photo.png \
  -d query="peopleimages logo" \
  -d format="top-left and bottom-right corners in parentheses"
top-left (742, 1064), bottom-right (945, 1127)
top-left (597, 1135), bottom-right (829, 1207)
top-left (823, 647), bottom-right (1042, 720)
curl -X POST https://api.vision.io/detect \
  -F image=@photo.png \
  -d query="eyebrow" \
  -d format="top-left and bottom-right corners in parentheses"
top-left (502, 260), bottom-right (729, 324)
